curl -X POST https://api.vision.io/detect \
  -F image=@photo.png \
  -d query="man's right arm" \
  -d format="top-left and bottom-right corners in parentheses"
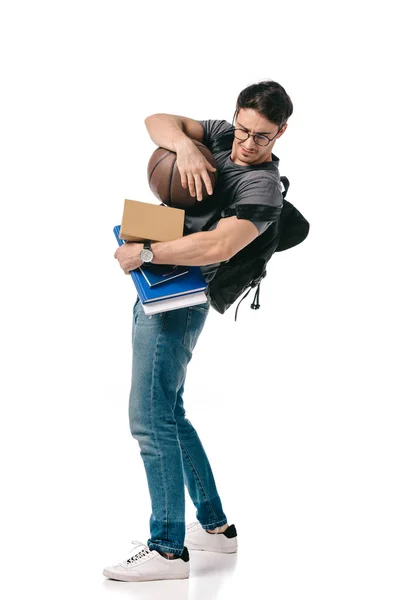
top-left (144, 114), bottom-right (216, 201)
top-left (144, 114), bottom-right (204, 150)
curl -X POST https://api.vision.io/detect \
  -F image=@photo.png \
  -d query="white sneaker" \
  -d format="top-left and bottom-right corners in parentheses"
top-left (185, 521), bottom-right (238, 553)
top-left (103, 540), bottom-right (190, 582)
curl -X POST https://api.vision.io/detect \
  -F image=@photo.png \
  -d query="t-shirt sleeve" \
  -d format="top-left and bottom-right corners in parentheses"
top-left (229, 176), bottom-right (283, 236)
top-left (251, 220), bottom-right (274, 235)
top-left (198, 119), bottom-right (233, 148)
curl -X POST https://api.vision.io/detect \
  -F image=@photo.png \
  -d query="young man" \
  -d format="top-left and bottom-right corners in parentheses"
top-left (104, 80), bottom-right (293, 582)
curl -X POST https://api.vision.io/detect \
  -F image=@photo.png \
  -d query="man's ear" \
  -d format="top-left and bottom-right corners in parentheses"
top-left (277, 123), bottom-right (288, 138)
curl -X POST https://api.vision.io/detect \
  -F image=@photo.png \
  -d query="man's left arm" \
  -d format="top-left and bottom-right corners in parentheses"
top-left (114, 217), bottom-right (259, 274)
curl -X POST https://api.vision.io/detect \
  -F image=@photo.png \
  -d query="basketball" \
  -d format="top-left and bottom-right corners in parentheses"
top-left (147, 140), bottom-right (217, 209)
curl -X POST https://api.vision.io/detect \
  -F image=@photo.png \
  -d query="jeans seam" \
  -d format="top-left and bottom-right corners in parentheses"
top-left (183, 308), bottom-right (192, 351)
top-left (149, 311), bottom-right (169, 534)
top-left (149, 542), bottom-right (184, 553)
top-left (179, 438), bottom-right (219, 522)
top-left (183, 307), bottom-right (207, 351)
top-left (202, 518), bottom-right (228, 529)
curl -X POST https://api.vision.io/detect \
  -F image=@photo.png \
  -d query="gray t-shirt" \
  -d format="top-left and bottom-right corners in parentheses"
top-left (183, 119), bottom-right (283, 283)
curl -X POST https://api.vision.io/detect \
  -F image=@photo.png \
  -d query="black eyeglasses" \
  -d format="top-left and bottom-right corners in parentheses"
top-left (232, 111), bottom-right (283, 146)
top-left (233, 128), bottom-right (281, 146)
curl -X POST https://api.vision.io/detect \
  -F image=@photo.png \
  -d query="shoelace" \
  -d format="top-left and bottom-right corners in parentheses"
top-left (124, 541), bottom-right (151, 565)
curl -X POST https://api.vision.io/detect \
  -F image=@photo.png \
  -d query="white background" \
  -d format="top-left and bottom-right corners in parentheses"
top-left (1, 1), bottom-right (399, 598)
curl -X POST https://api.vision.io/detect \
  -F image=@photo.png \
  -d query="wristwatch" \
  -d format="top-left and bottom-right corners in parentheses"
top-left (140, 241), bottom-right (154, 264)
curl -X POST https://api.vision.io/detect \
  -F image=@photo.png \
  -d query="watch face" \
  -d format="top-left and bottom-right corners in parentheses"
top-left (141, 249), bottom-right (153, 262)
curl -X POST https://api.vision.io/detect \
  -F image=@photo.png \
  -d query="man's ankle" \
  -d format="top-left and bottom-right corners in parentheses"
top-left (206, 523), bottom-right (229, 534)
top-left (159, 550), bottom-right (177, 559)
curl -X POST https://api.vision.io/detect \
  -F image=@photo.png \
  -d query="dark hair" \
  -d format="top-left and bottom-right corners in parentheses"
top-left (234, 80), bottom-right (293, 129)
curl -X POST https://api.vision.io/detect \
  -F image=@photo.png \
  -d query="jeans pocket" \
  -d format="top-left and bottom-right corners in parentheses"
top-left (190, 301), bottom-right (210, 314)
top-left (133, 296), bottom-right (141, 324)
top-left (183, 306), bottom-right (208, 352)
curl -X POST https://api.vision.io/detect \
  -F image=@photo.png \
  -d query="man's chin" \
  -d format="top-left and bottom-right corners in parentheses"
top-left (240, 149), bottom-right (258, 161)
top-left (242, 154), bottom-right (257, 164)
top-left (231, 146), bottom-right (258, 165)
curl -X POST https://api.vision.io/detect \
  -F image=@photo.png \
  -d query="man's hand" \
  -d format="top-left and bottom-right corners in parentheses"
top-left (114, 243), bottom-right (142, 274)
top-left (175, 138), bottom-right (216, 201)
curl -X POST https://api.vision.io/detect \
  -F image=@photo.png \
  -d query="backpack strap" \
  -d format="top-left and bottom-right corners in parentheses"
top-left (209, 130), bottom-right (235, 154)
top-left (280, 176), bottom-right (289, 199)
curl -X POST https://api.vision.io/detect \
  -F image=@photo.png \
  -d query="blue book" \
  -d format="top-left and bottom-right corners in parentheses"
top-left (139, 264), bottom-right (190, 287)
top-left (113, 226), bottom-right (208, 315)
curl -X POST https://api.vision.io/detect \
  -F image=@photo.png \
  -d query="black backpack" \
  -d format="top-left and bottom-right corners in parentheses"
top-left (202, 130), bottom-right (310, 320)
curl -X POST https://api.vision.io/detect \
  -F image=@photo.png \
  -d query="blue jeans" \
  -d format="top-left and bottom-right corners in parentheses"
top-left (128, 296), bottom-right (228, 556)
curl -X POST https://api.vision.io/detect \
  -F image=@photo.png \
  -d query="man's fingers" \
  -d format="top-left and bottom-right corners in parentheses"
top-left (186, 173), bottom-right (196, 197)
top-left (202, 171), bottom-right (214, 196)
top-left (193, 174), bottom-right (203, 201)
top-left (206, 161), bottom-right (217, 172)
top-left (181, 165), bottom-right (215, 200)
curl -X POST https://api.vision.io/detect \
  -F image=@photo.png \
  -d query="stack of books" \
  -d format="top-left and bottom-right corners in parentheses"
top-left (113, 225), bottom-right (208, 315)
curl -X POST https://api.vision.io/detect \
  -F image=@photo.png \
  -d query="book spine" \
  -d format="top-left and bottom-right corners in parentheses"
top-left (113, 226), bottom-right (146, 303)
top-left (130, 270), bottom-right (147, 303)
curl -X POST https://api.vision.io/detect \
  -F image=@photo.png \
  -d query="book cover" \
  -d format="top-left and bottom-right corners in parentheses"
top-left (113, 226), bottom-right (208, 309)
top-left (139, 264), bottom-right (190, 287)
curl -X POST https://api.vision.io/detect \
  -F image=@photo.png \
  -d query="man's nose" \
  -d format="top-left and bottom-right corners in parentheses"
top-left (243, 135), bottom-right (257, 149)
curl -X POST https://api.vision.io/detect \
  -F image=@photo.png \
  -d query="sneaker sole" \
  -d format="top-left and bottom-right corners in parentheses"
top-left (185, 543), bottom-right (237, 553)
top-left (103, 568), bottom-right (189, 582)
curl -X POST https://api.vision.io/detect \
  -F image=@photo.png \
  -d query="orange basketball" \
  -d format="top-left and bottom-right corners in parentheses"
top-left (147, 140), bottom-right (217, 208)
